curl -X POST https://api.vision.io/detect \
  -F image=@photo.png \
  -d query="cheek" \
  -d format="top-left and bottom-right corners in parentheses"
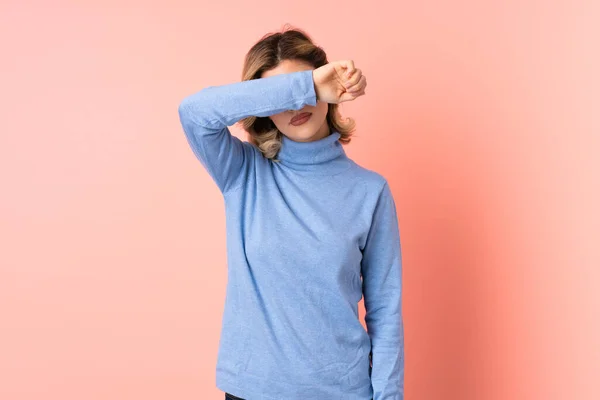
top-left (269, 113), bottom-right (288, 128)
top-left (314, 102), bottom-right (329, 121)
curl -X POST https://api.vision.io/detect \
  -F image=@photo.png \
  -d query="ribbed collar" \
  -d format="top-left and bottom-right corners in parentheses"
top-left (276, 131), bottom-right (351, 174)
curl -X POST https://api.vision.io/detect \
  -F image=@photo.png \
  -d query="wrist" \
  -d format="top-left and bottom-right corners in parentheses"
top-left (312, 70), bottom-right (320, 101)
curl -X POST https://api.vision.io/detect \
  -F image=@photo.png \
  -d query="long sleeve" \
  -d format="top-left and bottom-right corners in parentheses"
top-left (361, 181), bottom-right (405, 400)
top-left (177, 69), bottom-right (318, 194)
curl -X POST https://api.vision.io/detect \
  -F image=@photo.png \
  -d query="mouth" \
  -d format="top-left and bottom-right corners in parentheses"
top-left (290, 112), bottom-right (312, 126)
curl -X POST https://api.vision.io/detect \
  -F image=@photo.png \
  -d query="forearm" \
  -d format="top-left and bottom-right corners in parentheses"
top-left (178, 69), bottom-right (317, 134)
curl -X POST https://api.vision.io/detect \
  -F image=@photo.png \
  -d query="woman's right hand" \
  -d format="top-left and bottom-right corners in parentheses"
top-left (312, 60), bottom-right (367, 104)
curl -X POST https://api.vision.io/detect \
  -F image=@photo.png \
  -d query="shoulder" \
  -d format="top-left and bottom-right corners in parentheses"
top-left (347, 158), bottom-right (390, 194)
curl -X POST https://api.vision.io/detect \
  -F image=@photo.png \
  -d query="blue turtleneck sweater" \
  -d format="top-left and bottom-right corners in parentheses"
top-left (177, 69), bottom-right (404, 400)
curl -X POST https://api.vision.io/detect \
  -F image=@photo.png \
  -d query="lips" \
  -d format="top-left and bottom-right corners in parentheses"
top-left (290, 112), bottom-right (312, 124)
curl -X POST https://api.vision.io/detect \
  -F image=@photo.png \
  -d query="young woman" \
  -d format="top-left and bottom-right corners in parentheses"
top-left (177, 26), bottom-right (404, 400)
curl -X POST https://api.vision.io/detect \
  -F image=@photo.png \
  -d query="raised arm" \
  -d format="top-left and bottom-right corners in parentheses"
top-left (361, 181), bottom-right (405, 400)
top-left (177, 69), bottom-right (317, 194)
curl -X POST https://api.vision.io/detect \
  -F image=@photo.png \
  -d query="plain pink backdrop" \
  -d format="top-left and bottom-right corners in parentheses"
top-left (1, 1), bottom-right (598, 399)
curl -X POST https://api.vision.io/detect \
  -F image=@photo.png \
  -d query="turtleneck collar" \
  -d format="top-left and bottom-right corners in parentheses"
top-left (275, 131), bottom-right (351, 175)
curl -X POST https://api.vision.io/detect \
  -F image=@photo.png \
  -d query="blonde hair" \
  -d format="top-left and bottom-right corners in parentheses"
top-left (236, 24), bottom-right (356, 161)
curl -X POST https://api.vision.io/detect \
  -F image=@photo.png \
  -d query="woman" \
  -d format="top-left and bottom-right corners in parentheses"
top-left (177, 26), bottom-right (404, 400)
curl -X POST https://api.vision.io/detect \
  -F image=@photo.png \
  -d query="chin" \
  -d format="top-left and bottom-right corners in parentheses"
top-left (288, 130), bottom-right (320, 142)
top-left (283, 124), bottom-right (315, 139)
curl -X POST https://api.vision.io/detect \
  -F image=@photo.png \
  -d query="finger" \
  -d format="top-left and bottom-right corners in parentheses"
top-left (343, 60), bottom-right (355, 79)
top-left (350, 87), bottom-right (366, 97)
top-left (346, 74), bottom-right (366, 91)
top-left (347, 75), bottom-right (366, 92)
top-left (339, 91), bottom-right (363, 103)
top-left (344, 68), bottom-right (362, 88)
top-left (339, 86), bottom-right (366, 102)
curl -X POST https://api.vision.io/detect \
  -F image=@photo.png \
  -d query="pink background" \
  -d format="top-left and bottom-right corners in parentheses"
top-left (1, 1), bottom-right (598, 399)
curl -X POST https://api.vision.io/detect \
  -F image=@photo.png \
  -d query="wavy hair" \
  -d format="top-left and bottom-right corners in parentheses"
top-left (236, 24), bottom-right (356, 161)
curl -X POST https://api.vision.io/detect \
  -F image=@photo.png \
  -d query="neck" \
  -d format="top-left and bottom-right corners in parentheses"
top-left (275, 131), bottom-right (350, 174)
